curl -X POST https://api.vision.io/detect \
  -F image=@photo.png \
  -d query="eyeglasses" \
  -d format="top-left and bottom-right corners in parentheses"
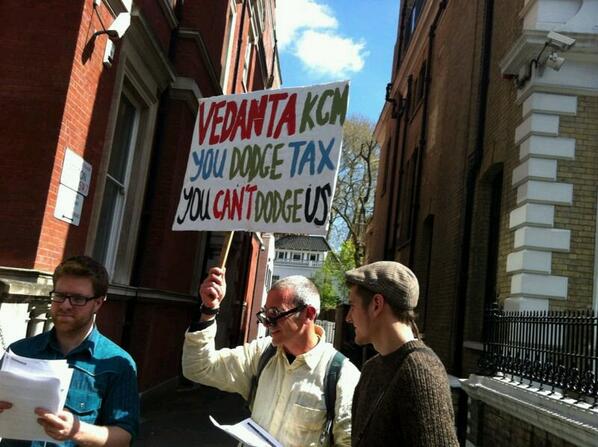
top-left (49, 291), bottom-right (100, 307)
top-left (256, 304), bottom-right (307, 326)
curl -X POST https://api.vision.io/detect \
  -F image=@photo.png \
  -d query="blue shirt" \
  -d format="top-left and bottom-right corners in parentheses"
top-left (0, 327), bottom-right (139, 447)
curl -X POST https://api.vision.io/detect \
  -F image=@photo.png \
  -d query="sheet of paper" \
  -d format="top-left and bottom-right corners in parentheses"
top-left (1, 351), bottom-right (73, 409)
top-left (0, 370), bottom-right (62, 442)
top-left (209, 416), bottom-right (283, 447)
top-left (0, 351), bottom-right (74, 441)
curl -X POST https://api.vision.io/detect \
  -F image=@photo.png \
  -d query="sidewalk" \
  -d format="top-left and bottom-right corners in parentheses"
top-left (135, 384), bottom-right (250, 446)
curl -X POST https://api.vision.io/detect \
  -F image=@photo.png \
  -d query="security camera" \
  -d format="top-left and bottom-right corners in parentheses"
top-left (547, 31), bottom-right (576, 51)
top-left (106, 12), bottom-right (131, 39)
top-left (545, 51), bottom-right (565, 71)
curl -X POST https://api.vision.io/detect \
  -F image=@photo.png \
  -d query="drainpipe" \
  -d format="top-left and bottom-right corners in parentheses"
top-left (232, 0), bottom-right (248, 92)
top-left (127, 1), bottom-right (185, 348)
top-left (383, 3), bottom-right (408, 260)
top-left (452, 0), bottom-right (495, 444)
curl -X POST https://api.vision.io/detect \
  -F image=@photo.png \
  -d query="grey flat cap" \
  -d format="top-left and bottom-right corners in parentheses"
top-left (345, 261), bottom-right (419, 310)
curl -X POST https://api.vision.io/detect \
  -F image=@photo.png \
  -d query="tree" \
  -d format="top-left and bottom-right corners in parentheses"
top-left (328, 116), bottom-right (380, 266)
top-left (313, 239), bottom-right (357, 309)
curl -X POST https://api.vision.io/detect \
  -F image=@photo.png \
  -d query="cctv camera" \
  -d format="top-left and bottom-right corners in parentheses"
top-left (545, 51), bottom-right (565, 71)
top-left (107, 12), bottom-right (131, 39)
top-left (547, 31), bottom-right (576, 51)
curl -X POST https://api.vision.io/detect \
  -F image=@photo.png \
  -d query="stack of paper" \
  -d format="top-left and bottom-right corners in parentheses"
top-left (0, 351), bottom-right (73, 442)
top-left (210, 416), bottom-right (283, 447)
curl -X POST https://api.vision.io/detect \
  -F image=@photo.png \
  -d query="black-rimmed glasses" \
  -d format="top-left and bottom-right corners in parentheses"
top-left (49, 291), bottom-right (101, 307)
top-left (256, 304), bottom-right (307, 326)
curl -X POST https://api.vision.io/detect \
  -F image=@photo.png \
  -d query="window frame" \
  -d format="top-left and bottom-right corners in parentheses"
top-left (93, 92), bottom-right (140, 275)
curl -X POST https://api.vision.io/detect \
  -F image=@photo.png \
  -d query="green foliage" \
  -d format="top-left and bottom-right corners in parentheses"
top-left (313, 240), bottom-right (357, 309)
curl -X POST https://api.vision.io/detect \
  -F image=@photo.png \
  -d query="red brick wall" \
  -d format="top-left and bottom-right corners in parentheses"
top-left (180, 0), bottom-right (229, 88)
top-left (0, 1), bottom-right (84, 269)
top-left (35, 2), bottom-right (122, 270)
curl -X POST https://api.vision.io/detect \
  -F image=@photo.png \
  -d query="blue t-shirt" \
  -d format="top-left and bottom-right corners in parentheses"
top-left (1, 327), bottom-right (139, 446)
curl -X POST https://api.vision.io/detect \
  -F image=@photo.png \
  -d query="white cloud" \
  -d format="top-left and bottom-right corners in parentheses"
top-left (276, 0), bottom-right (367, 78)
top-left (276, 0), bottom-right (337, 51)
top-left (294, 30), bottom-right (367, 77)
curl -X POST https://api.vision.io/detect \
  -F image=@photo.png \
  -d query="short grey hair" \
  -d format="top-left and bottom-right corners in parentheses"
top-left (271, 275), bottom-right (321, 316)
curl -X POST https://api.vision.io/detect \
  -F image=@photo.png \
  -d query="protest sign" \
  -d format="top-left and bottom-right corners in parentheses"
top-left (172, 81), bottom-right (348, 236)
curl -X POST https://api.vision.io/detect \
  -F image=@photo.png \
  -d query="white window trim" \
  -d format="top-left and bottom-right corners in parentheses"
top-left (87, 39), bottom-right (163, 284)
top-left (101, 93), bottom-right (140, 276)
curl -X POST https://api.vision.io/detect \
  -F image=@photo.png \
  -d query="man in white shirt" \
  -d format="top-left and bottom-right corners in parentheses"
top-left (182, 267), bottom-right (360, 447)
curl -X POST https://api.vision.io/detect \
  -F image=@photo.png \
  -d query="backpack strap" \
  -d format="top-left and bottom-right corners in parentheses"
top-left (320, 350), bottom-right (346, 446)
top-left (247, 343), bottom-right (277, 411)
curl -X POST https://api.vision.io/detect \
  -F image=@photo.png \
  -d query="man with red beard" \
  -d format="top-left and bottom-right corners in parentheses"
top-left (0, 256), bottom-right (139, 446)
top-left (182, 267), bottom-right (360, 446)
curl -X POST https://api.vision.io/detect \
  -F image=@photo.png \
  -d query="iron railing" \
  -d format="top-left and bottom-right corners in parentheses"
top-left (478, 306), bottom-right (598, 406)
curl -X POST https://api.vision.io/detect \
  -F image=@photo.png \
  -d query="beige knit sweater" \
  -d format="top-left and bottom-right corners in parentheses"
top-left (351, 339), bottom-right (459, 446)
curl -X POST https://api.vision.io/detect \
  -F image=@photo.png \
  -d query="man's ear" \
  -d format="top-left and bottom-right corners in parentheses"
top-left (93, 296), bottom-right (106, 314)
top-left (371, 294), bottom-right (385, 316)
top-left (305, 305), bottom-right (317, 321)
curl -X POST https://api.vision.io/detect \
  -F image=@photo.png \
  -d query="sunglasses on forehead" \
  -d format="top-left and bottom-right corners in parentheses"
top-left (256, 304), bottom-right (307, 326)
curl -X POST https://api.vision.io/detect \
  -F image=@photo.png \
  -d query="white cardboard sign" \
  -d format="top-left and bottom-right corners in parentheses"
top-left (172, 81), bottom-right (349, 235)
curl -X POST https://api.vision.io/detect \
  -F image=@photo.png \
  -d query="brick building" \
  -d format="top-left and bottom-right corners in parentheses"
top-left (371, 0), bottom-right (597, 445)
top-left (0, 0), bottom-right (280, 395)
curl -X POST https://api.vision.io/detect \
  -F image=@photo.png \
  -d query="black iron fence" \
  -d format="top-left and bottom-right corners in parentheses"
top-left (478, 306), bottom-right (598, 406)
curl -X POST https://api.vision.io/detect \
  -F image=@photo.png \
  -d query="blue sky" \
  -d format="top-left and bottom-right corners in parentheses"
top-left (276, 0), bottom-right (400, 123)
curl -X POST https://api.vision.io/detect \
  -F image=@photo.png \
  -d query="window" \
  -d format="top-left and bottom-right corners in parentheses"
top-left (93, 94), bottom-right (139, 275)
top-left (414, 62), bottom-right (427, 108)
top-left (242, 28), bottom-right (255, 91)
top-left (293, 253), bottom-right (301, 261)
top-left (277, 251), bottom-right (285, 259)
top-left (397, 149), bottom-right (419, 245)
top-left (220, 1), bottom-right (237, 94)
top-left (402, 0), bottom-right (426, 52)
top-left (310, 254), bottom-right (317, 261)
top-left (251, 0), bottom-right (265, 30)
top-left (87, 14), bottom-right (171, 286)
top-left (381, 140), bottom-right (392, 197)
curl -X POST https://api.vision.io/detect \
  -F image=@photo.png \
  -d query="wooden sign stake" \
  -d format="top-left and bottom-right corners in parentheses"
top-left (219, 231), bottom-right (235, 269)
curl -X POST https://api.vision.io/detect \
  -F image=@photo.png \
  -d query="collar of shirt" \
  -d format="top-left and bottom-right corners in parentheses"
top-left (37, 326), bottom-right (100, 358)
top-left (280, 325), bottom-right (326, 371)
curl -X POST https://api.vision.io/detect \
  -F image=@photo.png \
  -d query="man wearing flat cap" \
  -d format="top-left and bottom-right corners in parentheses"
top-left (344, 261), bottom-right (458, 447)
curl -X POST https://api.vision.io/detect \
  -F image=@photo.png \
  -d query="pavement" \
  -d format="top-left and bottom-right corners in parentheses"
top-left (135, 384), bottom-right (250, 446)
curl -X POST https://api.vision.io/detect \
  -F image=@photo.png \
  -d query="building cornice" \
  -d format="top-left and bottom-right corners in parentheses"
top-left (170, 76), bottom-right (202, 112)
